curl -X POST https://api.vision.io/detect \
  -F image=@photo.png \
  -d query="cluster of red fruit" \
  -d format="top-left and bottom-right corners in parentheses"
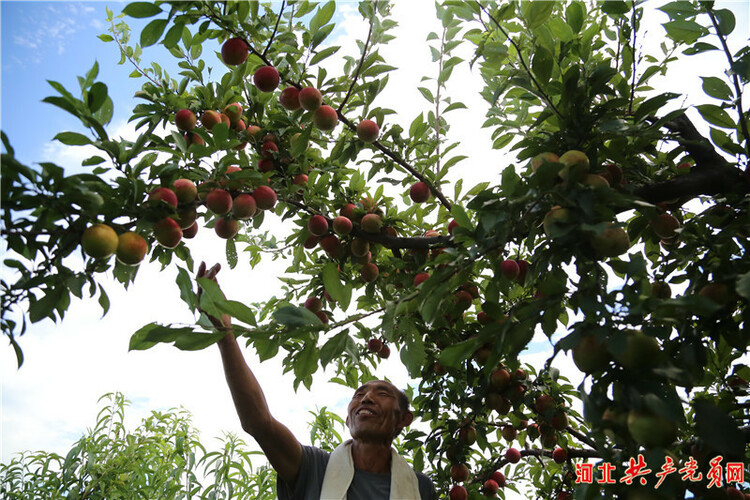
top-left (448, 465), bottom-right (505, 499)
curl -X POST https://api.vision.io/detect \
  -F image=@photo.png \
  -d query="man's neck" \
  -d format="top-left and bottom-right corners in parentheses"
top-left (351, 439), bottom-right (392, 474)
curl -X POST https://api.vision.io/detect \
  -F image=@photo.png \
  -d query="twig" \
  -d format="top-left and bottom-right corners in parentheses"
top-left (339, 9), bottom-right (375, 112)
top-left (263, 1), bottom-right (286, 59)
top-left (109, 18), bottom-right (160, 87)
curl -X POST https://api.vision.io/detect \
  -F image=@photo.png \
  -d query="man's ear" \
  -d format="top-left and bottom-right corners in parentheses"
top-left (401, 410), bottom-right (414, 428)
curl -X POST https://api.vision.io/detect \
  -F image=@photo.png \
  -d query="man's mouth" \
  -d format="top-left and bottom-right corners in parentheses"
top-left (356, 407), bottom-right (377, 417)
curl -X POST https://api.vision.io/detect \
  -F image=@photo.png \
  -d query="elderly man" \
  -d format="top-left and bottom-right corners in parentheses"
top-left (197, 263), bottom-right (437, 500)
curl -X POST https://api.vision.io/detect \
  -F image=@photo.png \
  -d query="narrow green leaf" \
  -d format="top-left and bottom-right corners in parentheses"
top-left (310, 46), bottom-right (340, 65)
top-left (323, 262), bottom-right (351, 310)
top-left (54, 132), bottom-right (92, 146)
top-left (273, 305), bottom-right (320, 327)
top-left (140, 18), bottom-right (168, 47)
top-left (695, 104), bottom-right (735, 129)
top-left (122, 2), bottom-right (162, 18)
top-left (438, 337), bottom-right (481, 368)
top-left (417, 87), bottom-right (434, 103)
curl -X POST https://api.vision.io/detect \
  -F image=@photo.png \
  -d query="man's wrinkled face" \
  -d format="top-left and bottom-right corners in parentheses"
top-left (346, 380), bottom-right (409, 442)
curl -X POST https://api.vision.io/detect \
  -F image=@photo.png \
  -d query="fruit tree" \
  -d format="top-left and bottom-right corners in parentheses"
top-left (2, 1), bottom-right (749, 498)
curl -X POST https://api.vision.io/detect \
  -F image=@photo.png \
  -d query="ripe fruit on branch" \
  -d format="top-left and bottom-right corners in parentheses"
top-left (293, 174), bottom-right (308, 185)
top-left (552, 447), bottom-right (567, 463)
top-left (409, 181), bottom-right (431, 203)
top-left (650, 280), bottom-right (671, 299)
top-left (175, 207), bottom-right (197, 229)
top-left (490, 368), bottom-right (511, 391)
top-left (448, 219), bottom-right (459, 235)
top-left (81, 224), bottom-right (119, 259)
top-left (361, 263), bottom-right (379, 283)
top-left (307, 215), bottom-right (329, 236)
top-left (516, 259), bottom-right (529, 282)
top-left (183, 222), bottom-right (198, 238)
top-left (572, 335), bottom-right (610, 373)
top-left (627, 410), bottom-right (678, 448)
top-left (223, 103), bottom-right (242, 123)
top-left (299, 87), bottom-right (323, 111)
top-left (153, 218), bottom-right (182, 248)
top-left (316, 310), bottom-right (329, 324)
top-left (501, 425), bottom-right (517, 442)
top-left (116, 232), bottom-right (147, 266)
top-left (356, 119), bottom-right (379, 143)
top-left (253, 66), bottom-right (280, 92)
top-left (698, 282), bottom-right (732, 306)
top-left (332, 216), bottom-right (352, 235)
top-left (490, 471), bottom-right (505, 487)
top-left (313, 105), bottom-right (339, 131)
top-left (175, 109), bottom-right (197, 131)
top-left (458, 425), bottom-right (477, 446)
top-left (253, 185), bottom-right (277, 210)
top-left (615, 330), bottom-right (662, 371)
top-left (590, 224), bottom-right (630, 258)
top-left (500, 259), bottom-right (520, 280)
top-left (535, 394), bottom-right (556, 414)
top-left (148, 187), bottom-right (178, 208)
top-left (319, 235), bottom-right (340, 255)
top-left (304, 296), bottom-right (322, 313)
top-left (482, 479), bottom-right (499, 497)
top-left (530, 152), bottom-right (560, 172)
top-left (206, 189), bottom-right (233, 216)
top-left (350, 238), bottom-right (370, 257)
top-left (221, 37), bottom-right (249, 65)
top-left (279, 87), bottom-right (301, 110)
top-left (505, 447), bottom-right (521, 463)
top-left (449, 485), bottom-right (468, 500)
top-left (184, 132), bottom-right (205, 146)
top-left (232, 194), bottom-right (257, 219)
top-left (582, 173), bottom-right (610, 188)
top-left (542, 206), bottom-right (573, 238)
top-left (172, 179), bottom-right (197, 204)
top-left (449, 463), bottom-right (469, 482)
top-left (258, 159), bottom-right (274, 172)
top-left (413, 272), bottom-right (430, 287)
top-left (367, 338), bottom-right (383, 353)
top-left (214, 218), bottom-right (239, 239)
top-left (550, 410), bottom-right (569, 430)
top-left (261, 141), bottom-right (279, 158)
top-left (361, 213), bottom-right (383, 234)
top-left (377, 344), bottom-right (390, 359)
top-left (453, 290), bottom-right (473, 310)
top-left (558, 149), bottom-right (590, 182)
top-left (201, 110), bottom-right (222, 131)
top-left (650, 213), bottom-right (680, 239)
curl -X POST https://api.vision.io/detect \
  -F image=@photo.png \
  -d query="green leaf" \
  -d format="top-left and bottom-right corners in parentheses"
top-left (140, 18), bottom-right (168, 47)
top-left (400, 334), bottom-right (426, 378)
top-left (176, 267), bottom-right (197, 312)
top-left (310, 46), bottom-right (340, 65)
top-left (735, 271), bottom-right (750, 300)
top-left (601, 1), bottom-right (629, 16)
top-left (87, 82), bottom-right (108, 113)
top-left (323, 263), bottom-right (351, 310)
top-left (98, 285), bottom-right (110, 317)
top-left (122, 2), bottom-right (162, 18)
top-left (523, 1), bottom-right (554, 29)
top-left (417, 87), bottom-right (434, 103)
top-left (294, 342), bottom-right (319, 382)
top-left (174, 330), bottom-right (225, 350)
top-left (438, 337), bottom-right (481, 368)
top-left (532, 45), bottom-right (553, 84)
top-left (700, 76), bottom-right (733, 101)
top-left (658, 1), bottom-right (697, 20)
top-left (713, 8), bottom-right (735, 36)
top-left (129, 322), bottom-right (195, 350)
top-left (320, 332), bottom-right (350, 367)
top-left (54, 132), bottom-right (92, 146)
top-left (273, 305), bottom-right (321, 327)
top-left (565, 2), bottom-right (584, 33)
top-left (695, 104), bottom-right (735, 129)
top-left (310, 1), bottom-right (335, 33)
top-left (98, 34), bottom-right (114, 42)
top-left (694, 398), bottom-right (745, 457)
top-left (451, 203), bottom-right (472, 229)
top-left (663, 19), bottom-right (708, 44)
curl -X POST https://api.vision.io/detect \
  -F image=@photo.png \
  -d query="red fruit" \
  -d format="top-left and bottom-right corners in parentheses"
top-left (222, 103), bottom-right (242, 124)
top-left (500, 259), bottom-right (520, 280)
top-left (233, 119), bottom-right (246, 132)
top-left (557, 492), bottom-right (573, 500)
top-left (172, 179), bottom-right (198, 204)
top-left (182, 221), bottom-right (198, 238)
top-left (293, 174), bottom-right (308, 185)
top-left (184, 132), bottom-right (205, 146)
top-left (298, 87), bottom-right (323, 111)
top-left (367, 338), bottom-right (383, 353)
top-left (458, 425), bottom-right (476, 445)
top-left (175, 207), bottom-right (197, 229)
top-left (535, 394), bottom-right (556, 414)
top-left (482, 479), bottom-right (499, 496)
top-left (501, 425), bottom-right (517, 442)
top-left (307, 215), bottom-right (329, 236)
top-left (261, 141), bottom-right (279, 158)
top-left (453, 290), bottom-right (473, 310)
top-left (377, 344), bottom-right (390, 359)
top-left (340, 203), bottom-right (357, 220)
top-left (449, 463), bottom-right (469, 482)
top-left (246, 125), bottom-right (261, 138)
top-left (279, 87), bottom-right (301, 110)
top-left (505, 447), bottom-right (521, 463)
top-left (360, 213), bottom-right (383, 234)
top-left (356, 119), bottom-right (379, 143)
top-left (413, 272), bottom-right (430, 287)
top-left (515, 259), bottom-right (529, 282)
top-left (316, 310), bottom-right (329, 324)
top-left (490, 368), bottom-right (511, 391)
top-left (304, 296), bottom-right (322, 313)
top-left (206, 189), bottom-right (233, 215)
top-left (304, 235), bottom-right (319, 249)
top-left (332, 216), bottom-right (353, 235)
top-left (257, 159), bottom-right (274, 172)
top-left (221, 37), bottom-right (248, 65)
top-left (448, 219), bottom-right (459, 235)
top-left (490, 471), bottom-right (505, 487)
top-left (148, 187), bottom-right (178, 208)
top-left (201, 110), bottom-right (222, 131)
top-left (253, 185), bottom-right (277, 210)
top-left (253, 66), bottom-right (280, 92)
top-left (361, 263), bottom-right (379, 282)
top-left (214, 217), bottom-right (239, 239)
top-left (319, 235), bottom-right (340, 254)
top-left (552, 447), bottom-right (567, 463)
top-left (409, 181), bottom-right (431, 203)
top-left (650, 213), bottom-right (680, 239)
top-left (153, 218), bottom-right (182, 248)
top-left (232, 194), bottom-right (257, 219)
top-left (313, 105), bottom-right (338, 131)
top-left (175, 109), bottom-right (197, 131)
top-left (477, 311), bottom-right (492, 325)
top-left (116, 232), bottom-right (148, 266)
top-left (449, 485), bottom-right (468, 500)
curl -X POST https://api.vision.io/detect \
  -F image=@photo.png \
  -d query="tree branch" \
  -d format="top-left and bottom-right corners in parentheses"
top-left (263, 1), bottom-right (286, 59)
top-left (338, 10), bottom-right (375, 112)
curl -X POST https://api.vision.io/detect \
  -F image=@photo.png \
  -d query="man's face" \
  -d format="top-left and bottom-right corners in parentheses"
top-left (346, 380), bottom-right (411, 443)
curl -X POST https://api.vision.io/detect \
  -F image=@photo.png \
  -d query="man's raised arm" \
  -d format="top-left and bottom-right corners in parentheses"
top-left (198, 262), bottom-right (302, 486)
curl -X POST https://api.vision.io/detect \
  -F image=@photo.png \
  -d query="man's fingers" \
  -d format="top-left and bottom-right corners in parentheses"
top-left (198, 261), bottom-right (207, 277)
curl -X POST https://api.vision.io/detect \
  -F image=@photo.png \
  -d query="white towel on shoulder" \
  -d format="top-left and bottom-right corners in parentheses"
top-left (319, 440), bottom-right (421, 500)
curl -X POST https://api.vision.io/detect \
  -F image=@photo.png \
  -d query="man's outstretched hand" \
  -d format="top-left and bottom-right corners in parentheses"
top-left (196, 261), bottom-right (232, 332)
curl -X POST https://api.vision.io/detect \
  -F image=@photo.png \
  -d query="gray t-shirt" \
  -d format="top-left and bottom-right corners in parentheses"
top-left (277, 445), bottom-right (437, 500)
